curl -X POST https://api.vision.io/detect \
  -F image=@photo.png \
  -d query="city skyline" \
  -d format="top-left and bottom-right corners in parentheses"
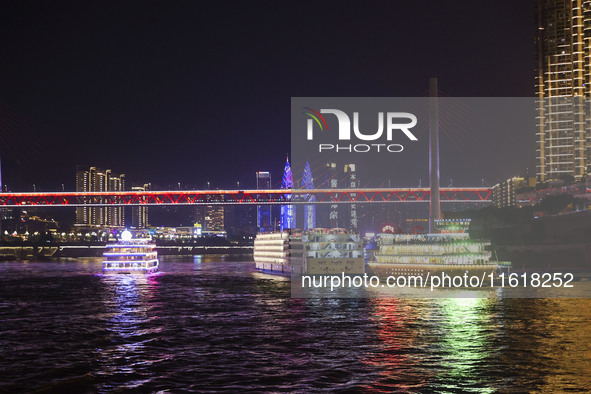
top-left (2, 4), bottom-right (590, 391)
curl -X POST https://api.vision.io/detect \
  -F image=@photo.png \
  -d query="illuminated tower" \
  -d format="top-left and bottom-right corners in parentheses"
top-left (75, 168), bottom-right (90, 225)
top-left (131, 184), bottom-right (150, 228)
top-left (280, 156), bottom-right (295, 230)
top-left (256, 171), bottom-right (272, 231)
top-left (106, 172), bottom-right (125, 227)
top-left (302, 161), bottom-right (316, 229)
top-left (535, 0), bottom-right (591, 182)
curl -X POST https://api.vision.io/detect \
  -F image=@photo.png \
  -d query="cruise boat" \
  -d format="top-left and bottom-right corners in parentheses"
top-left (103, 230), bottom-right (159, 274)
top-left (368, 220), bottom-right (502, 279)
top-left (253, 231), bottom-right (291, 275)
top-left (253, 228), bottom-right (365, 276)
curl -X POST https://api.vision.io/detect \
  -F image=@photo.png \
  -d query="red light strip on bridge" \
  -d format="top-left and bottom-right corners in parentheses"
top-left (0, 188), bottom-right (492, 207)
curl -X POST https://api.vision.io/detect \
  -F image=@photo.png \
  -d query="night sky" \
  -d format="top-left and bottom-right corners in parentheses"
top-left (0, 1), bottom-right (535, 192)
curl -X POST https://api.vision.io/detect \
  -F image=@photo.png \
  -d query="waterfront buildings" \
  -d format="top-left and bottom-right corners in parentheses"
top-left (280, 157), bottom-right (295, 231)
top-left (75, 167), bottom-right (125, 226)
top-left (492, 177), bottom-right (537, 208)
top-left (131, 184), bottom-right (150, 229)
top-left (256, 171), bottom-right (272, 231)
top-left (302, 161), bottom-right (316, 229)
top-left (152, 225), bottom-right (227, 239)
top-left (535, 0), bottom-right (591, 182)
top-left (194, 204), bottom-right (225, 232)
top-left (205, 205), bottom-right (224, 231)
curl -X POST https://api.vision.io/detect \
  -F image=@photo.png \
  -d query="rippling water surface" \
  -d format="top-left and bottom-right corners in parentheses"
top-left (1, 255), bottom-right (590, 392)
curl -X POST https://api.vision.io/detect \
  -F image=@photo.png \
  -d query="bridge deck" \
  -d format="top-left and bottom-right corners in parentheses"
top-left (0, 188), bottom-right (492, 207)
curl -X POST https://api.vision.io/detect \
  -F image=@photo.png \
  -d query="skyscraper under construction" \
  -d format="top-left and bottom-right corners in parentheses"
top-left (535, 0), bottom-right (591, 182)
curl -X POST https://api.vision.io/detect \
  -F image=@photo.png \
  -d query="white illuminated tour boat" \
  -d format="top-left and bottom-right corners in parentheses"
top-left (368, 220), bottom-right (503, 278)
top-left (103, 230), bottom-right (159, 274)
top-left (253, 228), bottom-right (365, 276)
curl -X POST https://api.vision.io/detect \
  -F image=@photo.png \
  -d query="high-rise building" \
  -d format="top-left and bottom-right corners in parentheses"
top-left (302, 161), bottom-right (316, 229)
top-left (535, 0), bottom-right (591, 182)
top-left (280, 156), bottom-right (295, 230)
top-left (256, 171), bottom-right (272, 231)
top-left (107, 172), bottom-right (125, 227)
top-left (75, 166), bottom-right (126, 227)
top-left (193, 196), bottom-right (225, 233)
top-left (75, 169), bottom-right (90, 225)
top-left (131, 184), bottom-right (150, 228)
top-left (205, 205), bottom-right (224, 231)
top-left (492, 177), bottom-right (537, 208)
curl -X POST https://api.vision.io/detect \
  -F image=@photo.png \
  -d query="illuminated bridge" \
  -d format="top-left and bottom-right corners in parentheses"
top-left (0, 188), bottom-right (492, 207)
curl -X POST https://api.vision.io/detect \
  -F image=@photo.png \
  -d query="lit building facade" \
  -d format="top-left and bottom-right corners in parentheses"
top-left (75, 169), bottom-right (89, 225)
top-left (280, 157), bottom-right (295, 230)
top-left (302, 161), bottom-right (316, 229)
top-left (492, 177), bottom-right (536, 208)
top-left (205, 205), bottom-right (224, 231)
top-left (256, 171), bottom-right (272, 231)
top-left (535, 0), bottom-right (591, 182)
top-left (194, 197), bottom-right (225, 232)
top-left (75, 166), bottom-right (125, 226)
top-left (106, 172), bottom-right (125, 227)
top-left (131, 184), bottom-right (150, 228)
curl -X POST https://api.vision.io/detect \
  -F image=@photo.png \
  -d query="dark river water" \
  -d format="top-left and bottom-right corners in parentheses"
top-left (1, 255), bottom-right (590, 393)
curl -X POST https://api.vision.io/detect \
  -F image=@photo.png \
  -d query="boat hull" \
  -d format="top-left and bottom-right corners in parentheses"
top-left (255, 261), bottom-right (292, 275)
top-left (102, 265), bottom-right (159, 275)
top-left (368, 262), bottom-right (498, 279)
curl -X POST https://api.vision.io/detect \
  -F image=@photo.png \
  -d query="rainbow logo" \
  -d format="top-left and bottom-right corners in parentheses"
top-left (303, 107), bottom-right (328, 131)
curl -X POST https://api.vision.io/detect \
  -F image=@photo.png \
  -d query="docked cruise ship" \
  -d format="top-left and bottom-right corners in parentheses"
top-left (253, 228), bottom-right (365, 276)
top-left (368, 220), bottom-right (501, 278)
top-left (103, 230), bottom-right (159, 274)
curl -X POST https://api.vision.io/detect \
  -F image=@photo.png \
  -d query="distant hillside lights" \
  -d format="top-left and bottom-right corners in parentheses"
top-left (306, 109), bottom-right (418, 153)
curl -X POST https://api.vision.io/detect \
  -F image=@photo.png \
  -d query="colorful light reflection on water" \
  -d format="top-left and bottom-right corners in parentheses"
top-left (0, 257), bottom-right (590, 392)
